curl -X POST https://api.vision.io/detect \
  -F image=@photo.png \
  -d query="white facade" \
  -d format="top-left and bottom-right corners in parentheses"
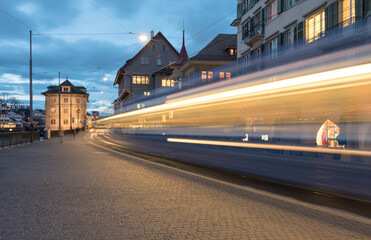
top-left (233, 0), bottom-right (371, 61)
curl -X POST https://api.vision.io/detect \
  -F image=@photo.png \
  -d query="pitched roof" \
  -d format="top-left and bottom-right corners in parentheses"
top-left (41, 80), bottom-right (89, 95)
top-left (114, 32), bottom-right (179, 85)
top-left (172, 30), bottom-right (189, 65)
top-left (191, 34), bottom-right (237, 62)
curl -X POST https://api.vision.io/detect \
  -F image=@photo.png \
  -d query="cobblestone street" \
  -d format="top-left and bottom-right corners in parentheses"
top-left (0, 133), bottom-right (370, 239)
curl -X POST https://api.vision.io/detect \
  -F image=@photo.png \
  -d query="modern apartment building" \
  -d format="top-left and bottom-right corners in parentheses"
top-left (232, 0), bottom-right (371, 63)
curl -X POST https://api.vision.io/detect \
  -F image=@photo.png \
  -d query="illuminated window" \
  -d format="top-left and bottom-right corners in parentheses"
top-left (63, 108), bottom-right (68, 114)
top-left (267, 0), bottom-right (277, 22)
top-left (51, 119), bottom-right (56, 125)
top-left (208, 71), bottom-right (213, 81)
top-left (230, 48), bottom-right (237, 55)
top-left (140, 57), bottom-right (149, 65)
top-left (262, 135), bottom-right (269, 141)
top-left (341, 0), bottom-right (356, 27)
top-left (306, 10), bottom-right (325, 43)
top-left (64, 98), bottom-right (68, 103)
top-left (220, 72), bottom-right (225, 80)
top-left (133, 75), bottom-right (150, 85)
top-left (63, 119), bottom-right (68, 125)
top-left (51, 107), bottom-right (56, 113)
top-left (144, 91), bottom-right (150, 96)
top-left (161, 79), bottom-right (175, 87)
top-left (201, 71), bottom-right (207, 80)
top-left (226, 72), bottom-right (231, 80)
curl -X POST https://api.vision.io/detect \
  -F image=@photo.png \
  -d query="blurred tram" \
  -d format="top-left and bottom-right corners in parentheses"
top-left (94, 41), bottom-right (371, 201)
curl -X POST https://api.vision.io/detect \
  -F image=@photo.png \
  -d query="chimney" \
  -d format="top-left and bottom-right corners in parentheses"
top-left (150, 30), bottom-right (154, 39)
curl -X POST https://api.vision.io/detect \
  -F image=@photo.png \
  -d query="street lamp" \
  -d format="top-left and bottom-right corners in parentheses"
top-left (138, 34), bottom-right (148, 42)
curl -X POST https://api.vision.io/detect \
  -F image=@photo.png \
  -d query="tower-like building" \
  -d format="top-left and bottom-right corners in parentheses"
top-left (42, 80), bottom-right (89, 133)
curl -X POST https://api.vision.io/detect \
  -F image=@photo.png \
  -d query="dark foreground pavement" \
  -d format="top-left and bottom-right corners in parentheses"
top-left (0, 132), bottom-right (370, 239)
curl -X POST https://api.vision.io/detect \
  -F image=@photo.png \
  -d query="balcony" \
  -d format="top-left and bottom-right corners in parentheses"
top-left (243, 29), bottom-right (264, 47)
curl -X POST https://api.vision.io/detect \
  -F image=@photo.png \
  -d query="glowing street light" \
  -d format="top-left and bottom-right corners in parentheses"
top-left (138, 34), bottom-right (148, 42)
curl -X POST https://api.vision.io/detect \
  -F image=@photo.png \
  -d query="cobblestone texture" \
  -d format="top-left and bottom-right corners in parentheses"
top-left (0, 133), bottom-right (370, 239)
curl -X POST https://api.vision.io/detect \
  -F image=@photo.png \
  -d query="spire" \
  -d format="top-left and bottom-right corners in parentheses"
top-left (176, 21), bottom-right (189, 65)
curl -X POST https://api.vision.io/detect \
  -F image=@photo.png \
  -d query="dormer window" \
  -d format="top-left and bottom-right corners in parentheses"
top-left (225, 47), bottom-right (237, 56)
top-left (62, 87), bottom-right (70, 92)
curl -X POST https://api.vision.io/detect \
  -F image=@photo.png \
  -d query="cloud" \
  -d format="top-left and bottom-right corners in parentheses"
top-left (0, 0), bottom-right (236, 115)
top-left (16, 2), bottom-right (39, 15)
top-left (0, 73), bottom-right (53, 84)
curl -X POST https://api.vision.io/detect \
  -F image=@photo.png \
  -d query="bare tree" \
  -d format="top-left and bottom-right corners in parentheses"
top-left (8, 97), bottom-right (21, 110)
top-left (0, 92), bottom-right (9, 103)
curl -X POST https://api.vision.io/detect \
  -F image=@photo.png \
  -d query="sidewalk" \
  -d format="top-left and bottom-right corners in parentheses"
top-left (0, 132), bottom-right (370, 239)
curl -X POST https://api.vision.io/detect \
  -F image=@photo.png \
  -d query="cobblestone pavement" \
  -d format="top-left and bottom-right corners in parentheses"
top-left (0, 132), bottom-right (370, 240)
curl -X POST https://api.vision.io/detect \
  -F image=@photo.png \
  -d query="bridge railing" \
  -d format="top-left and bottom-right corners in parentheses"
top-left (0, 131), bottom-right (40, 149)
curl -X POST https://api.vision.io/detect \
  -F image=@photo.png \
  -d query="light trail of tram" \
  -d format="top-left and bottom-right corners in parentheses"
top-left (93, 43), bottom-right (371, 201)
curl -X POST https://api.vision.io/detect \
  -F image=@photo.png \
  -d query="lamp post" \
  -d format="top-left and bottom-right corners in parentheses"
top-left (29, 30), bottom-right (33, 142)
top-left (58, 72), bottom-right (62, 143)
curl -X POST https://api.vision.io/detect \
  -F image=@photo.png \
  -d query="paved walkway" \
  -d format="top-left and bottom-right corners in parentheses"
top-left (0, 132), bottom-right (370, 239)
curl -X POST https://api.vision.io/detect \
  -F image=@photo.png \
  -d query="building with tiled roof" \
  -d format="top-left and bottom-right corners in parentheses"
top-left (42, 80), bottom-right (89, 132)
top-left (113, 31), bottom-right (179, 114)
top-left (171, 34), bottom-right (237, 84)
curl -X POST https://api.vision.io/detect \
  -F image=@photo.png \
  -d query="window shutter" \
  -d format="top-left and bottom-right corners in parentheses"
top-left (237, 3), bottom-right (243, 19)
top-left (365, 0), bottom-right (371, 16)
top-left (282, 0), bottom-right (286, 12)
top-left (325, 4), bottom-right (332, 30)
top-left (262, 43), bottom-right (268, 53)
top-left (356, 0), bottom-right (363, 18)
top-left (250, 16), bottom-right (255, 36)
top-left (332, 1), bottom-right (339, 27)
top-left (260, 9), bottom-right (265, 34)
top-left (294, 21), bottom-right (304, 46)
top-left (278, 0), bottom-right (282, 13)
top-left (277, 33), bottom-right (284, 46)
top-left (298, 21), bottom-right (304, 42)
top-left (294, 25), bottom-right (297, 42)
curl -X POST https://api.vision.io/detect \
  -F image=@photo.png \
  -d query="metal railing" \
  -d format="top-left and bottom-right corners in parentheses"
top-left (0, 131), bottom-right (40, 149)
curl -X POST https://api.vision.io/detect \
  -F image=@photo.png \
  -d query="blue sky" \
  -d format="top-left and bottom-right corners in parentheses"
top-left (0, 0), bottom-right (236, 115)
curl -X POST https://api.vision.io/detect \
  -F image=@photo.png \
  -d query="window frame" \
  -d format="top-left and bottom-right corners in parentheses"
top-left (140, 57), bottom-right (149, 65)
top-left (305, 9), bottom-right (326, 43)
top-left (132, 75), bottom-right (150, 85)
